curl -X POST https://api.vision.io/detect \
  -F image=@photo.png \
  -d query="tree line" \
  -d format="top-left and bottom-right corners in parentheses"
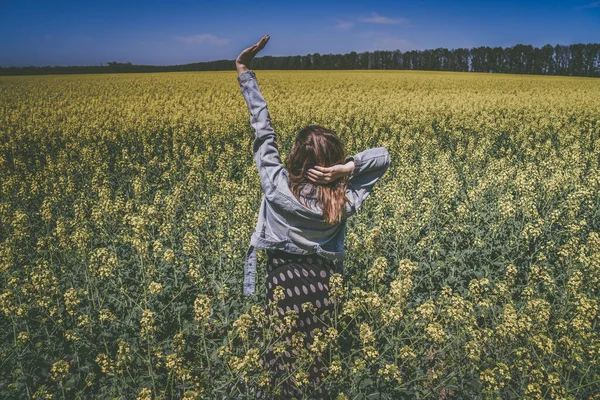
top-left (1, 43), bottom-right (599, 76)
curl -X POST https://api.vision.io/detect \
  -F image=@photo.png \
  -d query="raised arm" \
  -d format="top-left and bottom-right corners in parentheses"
top-left (236, 35), bottom-right (284, 196)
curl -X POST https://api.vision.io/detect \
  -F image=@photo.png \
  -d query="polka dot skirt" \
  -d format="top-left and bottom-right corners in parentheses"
top-left (257, 249), bottom-right (337, 399)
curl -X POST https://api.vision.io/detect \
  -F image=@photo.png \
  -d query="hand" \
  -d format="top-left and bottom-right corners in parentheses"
top-left (236, 35), bottom-right (270, 74)
top-left (306, 162), bottom-right (354, 184)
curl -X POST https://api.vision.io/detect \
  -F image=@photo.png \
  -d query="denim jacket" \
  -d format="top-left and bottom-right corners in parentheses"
top-left (238, 70), bottom-right (390, 296)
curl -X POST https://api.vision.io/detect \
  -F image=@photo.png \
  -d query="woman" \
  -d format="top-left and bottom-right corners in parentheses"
top-left (235, 35), bottom-right (390, 398)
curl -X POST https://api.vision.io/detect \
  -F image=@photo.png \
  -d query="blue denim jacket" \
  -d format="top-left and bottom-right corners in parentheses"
top-left (238, 70), bottom-right (390, 296)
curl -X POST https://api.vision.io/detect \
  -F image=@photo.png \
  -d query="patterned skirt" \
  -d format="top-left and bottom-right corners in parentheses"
top-left (257, 248), bottom-right (338, 399)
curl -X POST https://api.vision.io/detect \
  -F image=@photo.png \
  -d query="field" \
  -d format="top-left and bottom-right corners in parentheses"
top-left (1, 70), bottom-right (599, 399)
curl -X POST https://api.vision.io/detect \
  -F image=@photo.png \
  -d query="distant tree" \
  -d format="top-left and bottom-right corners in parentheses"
top-left (391, 50), bottom-right (402, 69)
top-left (301, 55), bottom-right (312, 69)
top-left (587, 43), bottom-right (600, 76)
top-left (357, 52), bottom-right (368, 69)
top-left (312, 53), bottom-right (321, 69)
top-left (555, 44), bottom-right (571, 75)
top-left (453, 48), bottom-right (470, 72)
top-left (569, 44), bottom-right (585, 76)
top-left (536, 44), bottom-right (554, 74)
top-left (289, 55), bottom-right (301, 69)
top-left (582, 43), bottom-right (600, 76)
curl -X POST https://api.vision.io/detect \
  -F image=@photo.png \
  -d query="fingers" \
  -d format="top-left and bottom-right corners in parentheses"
top-left (309, 166), bottom-right (330, 178)
top-left (237, 36), bottom-right (269, 64)
top-left (253, 35), bottom-right (269, 52)
top-left (307, 169), bottom-right (320, 181)
top-left (258, 35), bottom-right (270, 47)
top-left (252, 37), bottom-right (269, 55)
top-left (307, 167), bottom-right (333, 183)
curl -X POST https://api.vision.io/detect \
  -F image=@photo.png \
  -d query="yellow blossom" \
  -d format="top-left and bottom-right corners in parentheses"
top-left (148, 281), bottom-right (163, 295)
top-left (51, 360), bottom-right (70, 381)
top-left (194, 294), bottom-right (211, 323)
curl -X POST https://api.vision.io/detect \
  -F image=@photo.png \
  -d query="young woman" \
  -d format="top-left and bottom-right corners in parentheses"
top-left (235, 35), bottom-right (390, 398)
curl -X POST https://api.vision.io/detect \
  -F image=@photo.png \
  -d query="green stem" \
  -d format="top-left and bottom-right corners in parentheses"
top-left (202, 324), bottom-right (211, 372)
top-left (147, 337), bottom-right (156, 394)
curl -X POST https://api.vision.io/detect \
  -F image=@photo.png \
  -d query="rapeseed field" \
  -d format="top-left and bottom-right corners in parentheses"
top-left (1, 70), bottom-right (599, 399)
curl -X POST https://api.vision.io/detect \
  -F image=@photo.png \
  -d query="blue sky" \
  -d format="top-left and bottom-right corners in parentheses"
top-left (1, 0), bottom-right (599, 66)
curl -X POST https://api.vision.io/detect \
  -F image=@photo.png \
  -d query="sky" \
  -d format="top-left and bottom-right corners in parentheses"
top-left (1, 0), bottom-right (599, 67)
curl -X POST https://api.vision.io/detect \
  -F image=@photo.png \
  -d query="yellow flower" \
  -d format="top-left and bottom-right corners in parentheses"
top-left (329, 360), bottom-right (343, 378)
top-left (183, 231), bottom-right (199, 256)
top-left (228, 356), bottom-right (244, 372)
top-left (330, 273), bottom-right (344, 300)
top-left (17, 331), bottom-right (30, 346)
top-left (352, 358), bottom-right (366, 373)
top-left (385, 305), bottom-right (404, 324)
top-left (99, 308), bottom-right (116, 323)
top-left (148, 281), bottom-right (163, 295)
top-left (76, 314), bottom-right (91, 327)
top-left (136, 387), bottom-right (152, 400)
top-left (163, 248), bottom-right (175, 264)
top-left (232, 313), bottom-right (252, 341)
top-left (193, 294), bottom-right (211, 323)
top-left (400, 345), bottom-right (416, 361)
top-left (415, 300), bottom-right (436, 324)
top-left (363, 345), bottom-right (379, 362)
top-left (63, 287), bottom-right (83, 316)
top-left (359, 322), bottom-right (375, 345)
top-left (116, 340), bottom-right (132, 373)
top-left (140, 309), bottom-right (156, 339)
top-left (425, 322), bottom-right (446, 344)
top-left (51, 360), bottom-right (70, 381)
top-left (364, 291), bottom-right (383, 309)
top-left (182, 390), bottom-right (201, 400)
top-left (0, 290), bottom-right (15, 317)
top-left (367, 256), bottom-right (387, 282)
top-left (325, 327), bottom-right (338, 343)
top-left (309, 330), bottom-right (327, 356)
top-left (465, 341), bottom-right (481, 362)
top-left (468, 277), bottom-right (489, 304)
top-left (273, 285), bottom-right (285, 302)
top-left (95, 353), bottom-right (114, 375)
top-left (89, 247), bottom-right (119, 280)
top-left (378, 363), bottom-right (402, 383)
top-left (217, 284), bottom-right (228, 300)
top-left (294, 370), bottom-right (309, 387)
top-left (64, 330), bottom-right (79, 342)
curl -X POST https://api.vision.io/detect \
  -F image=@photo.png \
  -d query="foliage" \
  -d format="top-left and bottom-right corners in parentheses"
top-left (2, 43), bottom-right (600, 77)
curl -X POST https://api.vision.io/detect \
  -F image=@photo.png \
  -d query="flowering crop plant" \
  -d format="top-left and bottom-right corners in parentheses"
top-left (0, 70), bottom-right (599, 399)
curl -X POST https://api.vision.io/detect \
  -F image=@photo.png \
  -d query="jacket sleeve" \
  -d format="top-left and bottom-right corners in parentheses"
top-left (238, 70), bottom-right (284, 195)
top-left (344, 146), bottom-right (391, 216)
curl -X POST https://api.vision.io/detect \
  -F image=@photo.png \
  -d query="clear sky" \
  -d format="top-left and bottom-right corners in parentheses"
top-left (1, 0), bottom-right (599, 67)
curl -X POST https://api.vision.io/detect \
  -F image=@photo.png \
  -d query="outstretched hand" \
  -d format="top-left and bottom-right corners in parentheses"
top-left (236, 35), bottom-right (270, 74)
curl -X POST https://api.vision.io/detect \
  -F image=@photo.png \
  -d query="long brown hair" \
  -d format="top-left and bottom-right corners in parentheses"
top-left (286, 125), bottom-right (349, 224)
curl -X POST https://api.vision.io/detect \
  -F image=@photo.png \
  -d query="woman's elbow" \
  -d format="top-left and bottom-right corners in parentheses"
top-left (382, 147), bottom-right (391, 169)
